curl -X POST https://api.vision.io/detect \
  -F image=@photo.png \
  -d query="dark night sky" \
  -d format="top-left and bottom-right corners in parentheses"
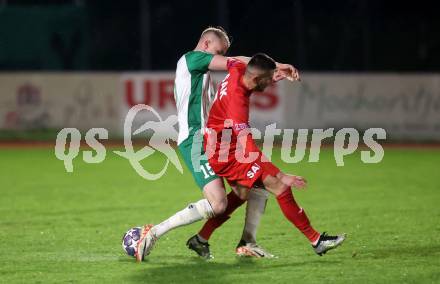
top-left (1, 0), bottom-right (439, 71)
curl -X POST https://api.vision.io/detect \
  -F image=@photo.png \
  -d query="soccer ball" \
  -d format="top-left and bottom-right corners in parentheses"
top-left (122, 227), bottom-right (142, 257)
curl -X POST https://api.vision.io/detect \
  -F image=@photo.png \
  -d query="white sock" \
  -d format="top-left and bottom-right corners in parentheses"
top-left (241, 187), bottom-right (269, 243)
top-left (152, 199), bottom-right (214, 238)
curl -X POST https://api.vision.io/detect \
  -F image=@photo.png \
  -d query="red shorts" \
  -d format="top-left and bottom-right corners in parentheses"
top-left (208, 147), bottom-right (280, 189)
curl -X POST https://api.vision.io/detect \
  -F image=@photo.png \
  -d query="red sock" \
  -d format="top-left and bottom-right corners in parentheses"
top-left (276, 189), bottom-right (320, 243)
top-left (198, 191), bottom-right (245, 241)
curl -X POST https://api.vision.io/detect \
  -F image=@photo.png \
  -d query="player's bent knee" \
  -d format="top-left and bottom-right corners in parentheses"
top-left (232, 184), bottom-right (250, 200)
top-left (210, 198), bottom-right (227, 216)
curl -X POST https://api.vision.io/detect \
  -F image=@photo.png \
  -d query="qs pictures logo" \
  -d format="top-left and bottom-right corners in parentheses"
top-left (54, 104), bottom-right (183, 180)
top-left (55, 105), bottom-right (387, 181)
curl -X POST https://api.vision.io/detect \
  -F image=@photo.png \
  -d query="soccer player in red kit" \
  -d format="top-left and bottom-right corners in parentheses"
top-left (204, 53), bottom-right (346, 255)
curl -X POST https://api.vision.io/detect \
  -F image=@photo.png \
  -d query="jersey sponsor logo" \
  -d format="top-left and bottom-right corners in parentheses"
top-left (219, 74), bottom-right (230, 100)
top-left (246, 163), bottom-right (261, 179)
top-left (234, 122), bottom-right (249, 131)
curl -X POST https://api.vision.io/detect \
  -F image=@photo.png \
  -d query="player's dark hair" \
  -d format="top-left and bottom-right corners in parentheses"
top-left (248, 53), bottom-right (276, 72)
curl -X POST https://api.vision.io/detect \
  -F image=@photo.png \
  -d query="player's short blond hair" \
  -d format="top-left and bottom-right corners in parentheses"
top-left (201, 26), bottom-right (231, 48)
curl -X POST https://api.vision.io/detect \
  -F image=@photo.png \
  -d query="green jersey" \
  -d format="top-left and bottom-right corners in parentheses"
top-left (174, 50), bottom-right (215, 145)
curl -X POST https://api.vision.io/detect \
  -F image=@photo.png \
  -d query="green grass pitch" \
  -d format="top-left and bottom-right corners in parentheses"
top-left (0, 147), bottom-right (439, 283)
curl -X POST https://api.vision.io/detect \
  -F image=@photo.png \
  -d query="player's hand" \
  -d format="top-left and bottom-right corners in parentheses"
top-left (278, 172), bottom-right (307, 189)
top-left (291, 175), bottom-right (307, 189)
top-left (275, 63), bottom-right (300, 82)
top-left (273, 69), bottom-right (287, 82)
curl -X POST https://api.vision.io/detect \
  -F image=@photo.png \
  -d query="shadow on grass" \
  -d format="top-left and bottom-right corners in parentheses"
top-left (128, 256), bottom-right (343, 283)
top-left (357, 244), bottom-right (440, 259)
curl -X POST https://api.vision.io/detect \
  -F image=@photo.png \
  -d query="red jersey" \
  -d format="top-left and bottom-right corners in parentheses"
top-left (204, 59), bottom-right (279, 188)
top-left (207, 59), bottom-right (251, 137)
top-left (205, 59), bottom-right (252, 160)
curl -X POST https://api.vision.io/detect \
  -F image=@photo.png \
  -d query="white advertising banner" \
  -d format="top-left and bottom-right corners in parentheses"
top-left (1, 72), bottom-right (439, 140)
top-left (284, 73), bottom-right (440, 140)
top-left (119, 72), bottom-right (177, 132)
top-left (0, 73), bottom-right (121, 133)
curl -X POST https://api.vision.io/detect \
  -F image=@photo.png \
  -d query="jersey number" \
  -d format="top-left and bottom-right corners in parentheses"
top-left (200, 162), bottom-right (215, 179)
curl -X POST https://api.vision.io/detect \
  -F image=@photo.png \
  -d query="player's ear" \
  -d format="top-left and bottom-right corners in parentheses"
top-left (204, 39), bottom-right (210, 49)
top-left (252, 75), bottom-right (259, 84)
top-left (253, 74), bottom-right (262, 83)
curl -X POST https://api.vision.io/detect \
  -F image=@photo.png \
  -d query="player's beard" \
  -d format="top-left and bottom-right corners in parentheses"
top-left (254, 83), bottom-right (266, 92)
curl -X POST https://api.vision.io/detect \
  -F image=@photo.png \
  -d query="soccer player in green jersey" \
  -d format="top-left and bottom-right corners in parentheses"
top-left (136, 27), bottom-right (299, 261)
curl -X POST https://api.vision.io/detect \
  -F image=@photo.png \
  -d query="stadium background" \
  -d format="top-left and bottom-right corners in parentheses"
top-left (0, 1), bottom-right (439, 283)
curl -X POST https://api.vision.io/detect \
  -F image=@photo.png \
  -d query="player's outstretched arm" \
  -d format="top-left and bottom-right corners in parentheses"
top-left (209, 55), bottom-right (300, 83)
top-left (208, 55), bottom-right (250, 71)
